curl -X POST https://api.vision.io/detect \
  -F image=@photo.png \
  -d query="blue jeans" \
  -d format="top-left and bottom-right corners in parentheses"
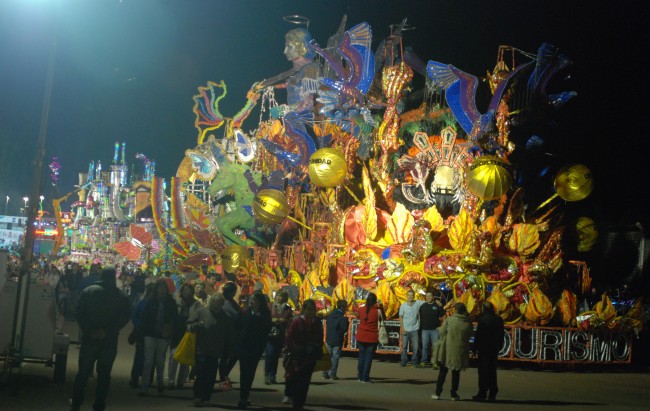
top-left (357, 342), bottom-right (377, 382)
top-left (141, 336), bottom-right (169, 391)
top-left (401, 330), bottom-right (419, 365)
top-left (421, 329), bottom-right (439, 363)
top-left (324, 344), bottom-right (342, 377)
top-left (264, 338), bottom-right (283, 378)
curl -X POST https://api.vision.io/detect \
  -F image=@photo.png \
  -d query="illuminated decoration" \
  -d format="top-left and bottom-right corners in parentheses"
top-left (398, 126), bottom-right (472, 205)
top-left (344, 320), bottom-right (631, 364)
top-left (253, 189), bottom-right (289, 225)
top-left (308, 148), bottom-right (348, 188)
top-left (35, 228), bottom-right (58, 236)
top-left (555, 164), bottom-right (593, 202)
top-left (221, 245), bottom-right (250, 274)
top-left (576, 217), bottom-right (598, 252)
top-left (113, 224), bottom-right (153, 261)
top-left (537, 164), bottom-right (594, 209)
top-left (466, 155), bottom-right (513, 200)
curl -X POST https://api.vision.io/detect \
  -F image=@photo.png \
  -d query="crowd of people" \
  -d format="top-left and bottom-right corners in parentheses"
top-left (57, 259), bottom-right (510, 411)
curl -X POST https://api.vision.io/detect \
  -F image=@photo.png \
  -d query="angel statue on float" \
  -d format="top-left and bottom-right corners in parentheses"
top-left (250, 24), bottom-right (321, 115)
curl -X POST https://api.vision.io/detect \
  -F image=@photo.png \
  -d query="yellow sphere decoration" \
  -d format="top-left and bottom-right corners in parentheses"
top-left (555, 164), bottom-right (593, 202)
top-left (221, 245), bottom-right (249, 274)
top-left (466, 155), bottom-right (512, 200)
top-left (253, 189), bottom-right (289, 225)
top-left (576, 217), bottom-right (598, 252)
top-left (308, 148), bottom-right (348, 188)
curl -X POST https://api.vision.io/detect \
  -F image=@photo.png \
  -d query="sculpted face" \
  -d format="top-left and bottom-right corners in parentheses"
top-left (284, 38), bottom-right (302, 61)
top-left (283, 28), bottom-right (313, 62)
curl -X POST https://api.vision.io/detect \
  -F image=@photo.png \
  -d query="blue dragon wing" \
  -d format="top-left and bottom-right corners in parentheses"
top-left (427, 60), bottom-right (479, 134)
top-left (347, 22), bottom-right (375, 94)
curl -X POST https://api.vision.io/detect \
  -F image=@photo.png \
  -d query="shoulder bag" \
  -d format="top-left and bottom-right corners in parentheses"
top-left (378, 309), bottom-right (389, 346)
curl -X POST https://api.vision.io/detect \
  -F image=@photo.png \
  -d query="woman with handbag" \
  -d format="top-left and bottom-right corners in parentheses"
top-left (265, 290), bottom-right (293, 385)
top-left (283, 299), bottom-right (323, 411)
top-left (167, 283), bottom-right (201, 389)
top-left (355, 292), bottom-right (384, 383)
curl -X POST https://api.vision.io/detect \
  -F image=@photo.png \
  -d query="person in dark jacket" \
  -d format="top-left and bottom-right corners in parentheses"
top-left (473, 301), bottom-right (505, 401)
top-left (265, 289), bottom-right (293, 385)
top-left (130, 268), bottom-right (146, 307)
top-left (237, 293), bottom-right (273, 409)
top-left (323, 299), bottom-right (349, 380)
top-left (283, 299), bottom-right (323, 411)
top-left (129, 283), bottom-right (155, 388)
top-left (70, 267), bottom-right (131, 411)
top-left (139, 279), bottom-right (178, 395)
top-left (419, 290), bottom-right (445, 367)
top-left (218, 281), bottom-right (242, 390)
top-left (189, 293), bottom-right (234, 407)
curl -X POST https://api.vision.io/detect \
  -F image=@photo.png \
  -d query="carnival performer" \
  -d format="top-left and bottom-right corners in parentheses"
top-left (129, 282), bottom-right (154, 388)
top-left (399, 289), bottom-right (424, 367)
top-left (323, 299), bottom-right (349, 380)
top-left (419, 290), bottom-right (445, 367)
top-left (265, 289), bottom-right (293, 385)
top-left (139, 279), bottom-right (178, 395)
top-left (432, 303), bottom-right (474, 401)
top-left (283, 299), bottom-right (323, 410)
top-left (237, 293), bottom-right (272, 409)
top-left (355, 292), bottom-right (383, 383)
top-left (188, 293), bottom-right (234, 407)
top-left (70, 267), bottom-right (131, 411)
top-left (167, 283), bottom-right (201, 389)
top-left (473, 301), bottom-right (505, 401)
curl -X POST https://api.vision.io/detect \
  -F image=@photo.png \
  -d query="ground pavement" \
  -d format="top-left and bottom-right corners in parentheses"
top-left (1, 319), bottom-right (650, 411)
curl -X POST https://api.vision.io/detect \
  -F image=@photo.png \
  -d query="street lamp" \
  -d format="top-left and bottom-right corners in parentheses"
top-left (5, 196), bottom-right (8, 215)
top-left (23, 197), bottom-right (29, 208)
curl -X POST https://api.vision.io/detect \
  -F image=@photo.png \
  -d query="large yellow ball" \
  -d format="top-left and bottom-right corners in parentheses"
top-left (466, 155), bottom-right (512, 200)
top-left (221, 245), bottom-right (249, 274)
top-left (253, 189), bottom-right (289, 225)
top-left (554, 164), bottom-right (593, 202)
top-left (308, 148), bottom-right (348, 188)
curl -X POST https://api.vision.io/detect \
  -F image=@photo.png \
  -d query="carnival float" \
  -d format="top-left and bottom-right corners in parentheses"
top-left (50, 16), bottom-right (643, 364)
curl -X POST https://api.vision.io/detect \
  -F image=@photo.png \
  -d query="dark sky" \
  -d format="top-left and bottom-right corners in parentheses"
top-left (0, 0), bottom-right (647, 225)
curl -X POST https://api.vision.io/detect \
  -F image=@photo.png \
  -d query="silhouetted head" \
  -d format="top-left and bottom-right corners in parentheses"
top-left (483, 301), bottom-right (495, 313)
top-left (100, 267), bottom-right (116, 287)
top-left (455, 302), bottom-right (468, 315)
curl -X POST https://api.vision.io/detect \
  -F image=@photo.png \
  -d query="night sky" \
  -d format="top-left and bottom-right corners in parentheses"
top-left (0, 0), bottom-right (647, 226)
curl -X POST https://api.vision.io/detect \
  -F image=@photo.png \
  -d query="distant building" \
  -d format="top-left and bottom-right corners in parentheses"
top-left (0, 215), bottom-right (26, 249)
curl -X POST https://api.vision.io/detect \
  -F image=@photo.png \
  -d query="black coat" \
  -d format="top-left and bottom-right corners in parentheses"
top-left (326, 309), bottom-right (349, 347)
top-left (140, 295), bottom-right (178, 339)
top-left (238, 310), bottom-right (272, 359)
top-left (475, 311), bottom-right (505, 357)
top-left (75, 280), bottom-right (131, 344)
